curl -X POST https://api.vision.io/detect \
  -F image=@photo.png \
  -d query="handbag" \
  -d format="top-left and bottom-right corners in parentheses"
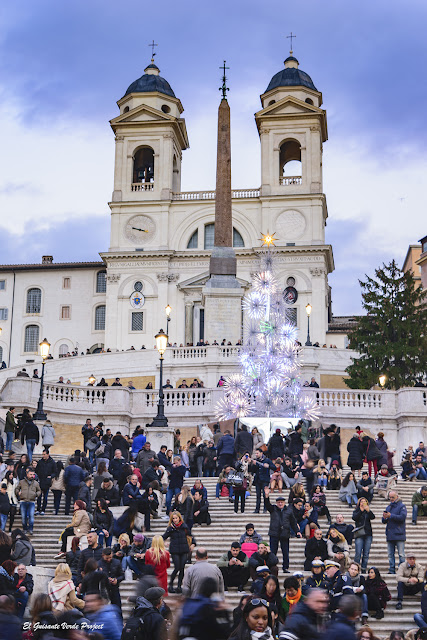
top-left (226, 471), bottom-right (244, 487)
top-left (353, 524), bottom-right (366, 538)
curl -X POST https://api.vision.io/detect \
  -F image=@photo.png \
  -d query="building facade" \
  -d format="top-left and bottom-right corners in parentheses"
top-left (0, 54), bottom-right (338, 369)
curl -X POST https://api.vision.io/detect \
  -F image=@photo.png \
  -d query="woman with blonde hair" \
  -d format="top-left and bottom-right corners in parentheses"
top-left (163, 510), bottom-right (190, 593)
top-left (145, 534), bottom-right (171, 593)
top-left (173, 485), bottom-right (194, 529)
top-left (48, 563), bottom-right (85, 613)
top-left (327, 527), bottom-right (350, 572)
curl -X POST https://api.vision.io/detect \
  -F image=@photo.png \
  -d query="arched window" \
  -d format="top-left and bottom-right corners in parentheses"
top-left (233, 228), bottom-right (245, 248)
top-left (133, 147), bottom-right (154, 183)
top-left (96, 271), bottom-right (107, 293)
top-left (187, 229), bottom-right (198, 249)
top-left (123, 106), bottom-right (130, 113)
top-left (59, 344), bottom-right (68, 357)
top-left (204, 223), bottom-right (215, 250)
top-left (305, 98), bottom-right (314, 105)
top-left (24, 325), bottom-right (39, 352)
top-left (95, 305), bottom-right (106, 331)
top-left (203, 224), bottom-right (245, 250)
top-left (279, 139), bottom-right (302, 179)
top-left (26, 288), bottom-right (41, 314)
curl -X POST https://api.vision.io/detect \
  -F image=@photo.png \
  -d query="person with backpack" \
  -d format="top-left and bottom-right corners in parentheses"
top-left (63, 457), bottom-right (86, 515)
top-left (121, 587), bottom-right (167, 640)
top-left (177, 577), bottom-right (231, 640)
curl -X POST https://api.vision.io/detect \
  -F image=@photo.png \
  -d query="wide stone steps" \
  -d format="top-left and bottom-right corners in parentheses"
top-left (24, 465), bottom-right (426, 634)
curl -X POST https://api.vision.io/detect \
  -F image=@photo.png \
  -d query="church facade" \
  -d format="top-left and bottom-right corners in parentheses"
top-left (0, 54), bottom-right (341, 370)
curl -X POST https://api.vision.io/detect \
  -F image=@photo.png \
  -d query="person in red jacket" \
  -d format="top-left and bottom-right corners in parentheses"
top-left (145, 535), bottom-right (171, 594)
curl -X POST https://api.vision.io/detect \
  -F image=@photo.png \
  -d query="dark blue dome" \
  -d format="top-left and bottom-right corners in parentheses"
top-left (265, 64), bottom-right (317, 93)
top-left (124, 65), bottom-right (176, 98)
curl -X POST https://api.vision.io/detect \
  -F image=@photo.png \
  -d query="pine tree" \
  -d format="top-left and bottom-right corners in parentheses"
top-left (345, 260), bottom-right (427, 390)
top-left (215, 247), bottom-right (318, 421)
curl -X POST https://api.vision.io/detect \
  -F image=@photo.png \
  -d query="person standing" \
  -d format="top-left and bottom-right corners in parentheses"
top-left (216, 430), bottom-right (235, 470)
top-left (35, 449), bottom-right (57, 515)
top-left (41, 420), bottom-right (56, 452)
top-left (375, 432), bottom-right (389, 468)
top-left (63, 457), bottom-right (86, 515)
top-left (234, 425), bottom-right (253, 459)
top-left (264, 487), bottom-right (301, 573)
top-left (15, 468), bottom-right (41, 535)
top-left (382, 490), bottom-right (407, 574)
top-left (166, 456), bottom-right (186, 515)
top-left (352, 497), bottom-right (375, 572)
top-left (20, 417), bottom-right (39, 463)
top-left (98, 547), bottom-right (124, 611)
top-left (163, 511), bottom-right (190, 593)
top-left (145, 535), bottom-right (171, 594)
top-left (250, 449), bottom-right (275, 514)
top-left (346, 434), bottom-right (365, 478)
top-left (4, 408), bottom-right (17, 452)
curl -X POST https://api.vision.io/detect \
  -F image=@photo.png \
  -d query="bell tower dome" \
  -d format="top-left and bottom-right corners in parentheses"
top-left (110, 59), bottom-right (189, 204)
top-left (255, 55), bottom-right (327, 197)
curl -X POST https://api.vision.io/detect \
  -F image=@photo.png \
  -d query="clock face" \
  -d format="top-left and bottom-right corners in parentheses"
top-left (124, 215), bottom-right (156, 245)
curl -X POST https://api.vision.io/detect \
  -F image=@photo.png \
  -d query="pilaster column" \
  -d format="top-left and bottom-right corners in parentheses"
top-left (185, 301), bottom-right (193, 344)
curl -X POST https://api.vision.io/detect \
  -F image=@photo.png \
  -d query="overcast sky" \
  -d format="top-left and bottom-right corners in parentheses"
top-left (0, 0), bottom-right (425, 315)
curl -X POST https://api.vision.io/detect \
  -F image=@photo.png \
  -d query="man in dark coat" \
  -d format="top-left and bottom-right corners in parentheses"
top-left (216, 430), bottom-right (235, 469)
top-left (346, 435), bottom-right (365, 473)
top-left (249, 541), bottom-right (279, 578)
top-left (382, 490), bottom-right (407, 573)
top-left (264, 488), bottom-right (301, 572)
top-left (141, 461), bottom-right (162, 490)
top-left (157, 445), bottom-right (173, 472)
top-left (96, 477), bottom-right (120, 506)
top-left (250, 449), bottom-right (275, 513)
top-left (267, 429), bottom-right (286, 460)
top-left (111, 432), bottom-right (130, 461)
top-left (192, 490), bottom-right (211, 526)
top-left (234, 425), bottom-right (253, 458)
top-left (129, 588), bottom-right (167, 640)
top-left (98, 547), bottom-right (124, 610)
top-left (77, 530), bottom-right (103, 576)
top-left (35, 450), bottom-right (57, 514)
top-left (280, 588), bottom-right (329, 640)
top-left (287, 426), bottom-right (304, 464)
top-left (304, 527), bottom-right (328, 571)
top-left (322, 594), bottom-right (360, 640)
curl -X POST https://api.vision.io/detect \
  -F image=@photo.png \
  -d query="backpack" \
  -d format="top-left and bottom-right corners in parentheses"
top-left (121, 609), bottom-right (153, 640)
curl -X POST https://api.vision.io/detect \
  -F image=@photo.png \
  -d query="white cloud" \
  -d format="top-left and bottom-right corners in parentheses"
top-left (0, 99), bottom-right (113, 234)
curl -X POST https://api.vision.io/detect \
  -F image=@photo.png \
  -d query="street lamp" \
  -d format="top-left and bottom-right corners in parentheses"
top-left (379, 374), bottom-right (387, 389)
top-left (305, 303), bottom-right (312, 347)
top-left (150, 328), bottom-right (169, 428)
top-left (165, 305), bottom-right (172, 338)
top-left (33, 338), bottom-right (51, 421)
top-left (88, 374), bottom-right (96, 386)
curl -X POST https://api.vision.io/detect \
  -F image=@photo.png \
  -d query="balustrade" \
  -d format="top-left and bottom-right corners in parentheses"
top-left (279, 176), bottom-right (302, 185)
top-left (131, 182), bottom-right (154, 192)
top-left (44, 383), bottom-right (106, 405)
top-left (172, 188), bottom-right (260, 201)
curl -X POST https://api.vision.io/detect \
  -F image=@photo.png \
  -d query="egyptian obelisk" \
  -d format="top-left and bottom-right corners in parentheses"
top-left (203, 62), bottom-right (243, 343)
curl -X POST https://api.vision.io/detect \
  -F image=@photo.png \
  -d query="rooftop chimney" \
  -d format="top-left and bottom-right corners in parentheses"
top-left (42, 256), bottom-right (53, 264)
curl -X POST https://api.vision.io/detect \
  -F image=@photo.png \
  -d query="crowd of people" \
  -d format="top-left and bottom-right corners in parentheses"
top-left (1, 412), bottom-right (427, 640)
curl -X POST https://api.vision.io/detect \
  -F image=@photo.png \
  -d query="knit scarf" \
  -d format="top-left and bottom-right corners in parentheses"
top-left (250, 628), bottom-right (274, 640)
top-left (286, 588), bottom-right (302, 610)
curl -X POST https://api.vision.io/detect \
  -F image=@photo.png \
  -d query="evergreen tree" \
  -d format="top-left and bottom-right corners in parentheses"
top-left (345, 260), bottom-right (427, 390)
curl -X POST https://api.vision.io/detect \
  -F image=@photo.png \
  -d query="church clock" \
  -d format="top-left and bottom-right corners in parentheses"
top-left (124, 215), bottom-right (156, 244)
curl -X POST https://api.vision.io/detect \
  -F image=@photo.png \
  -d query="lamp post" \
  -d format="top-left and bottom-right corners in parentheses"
top-left (305, 303), bottom-right (312, 346)
top-left (88, 374), bottom-right (96, 386)
top-left (150, 328), bottom-right (169, 428)
top-left (379, 374), bottom-right (386, 389)
top-left (165, 305), bottom-right (172, 338)
top-left (33, 338), bottom-right (51, 421)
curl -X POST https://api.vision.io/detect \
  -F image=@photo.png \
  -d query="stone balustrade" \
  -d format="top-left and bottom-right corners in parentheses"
top-left (172, 188), bottom-right (260, 201)
top-left (130, 182), bottom-right (154, 191)
top-left (279, 176), bottom-right (303, 185)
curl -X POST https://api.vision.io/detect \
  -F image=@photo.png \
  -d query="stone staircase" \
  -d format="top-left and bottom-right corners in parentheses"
top-left (25, 460), bottom-right (426, 635)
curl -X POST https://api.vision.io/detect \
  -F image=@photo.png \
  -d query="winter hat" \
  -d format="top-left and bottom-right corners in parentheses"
top-left (133, 533), bottom-right (145, 542)
top-left (256, 566), bottom-right (270, 574)
top-left (144, 587), bottom-right (165, 603)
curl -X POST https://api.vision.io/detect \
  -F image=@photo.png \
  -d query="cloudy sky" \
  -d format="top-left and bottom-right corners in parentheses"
top-left (0, 0), bottom-right (425, 314)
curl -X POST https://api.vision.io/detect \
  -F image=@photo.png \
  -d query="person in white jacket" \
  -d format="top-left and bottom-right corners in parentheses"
top-left (42, 421), bottom-right (56, 451)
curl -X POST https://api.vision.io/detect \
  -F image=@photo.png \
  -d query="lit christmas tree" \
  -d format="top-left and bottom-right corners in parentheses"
top-left (215, 233), bottom-right (320, 422)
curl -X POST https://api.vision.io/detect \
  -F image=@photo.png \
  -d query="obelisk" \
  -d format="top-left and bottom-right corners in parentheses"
top-left (203, 62), bottom-right (243, 343)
